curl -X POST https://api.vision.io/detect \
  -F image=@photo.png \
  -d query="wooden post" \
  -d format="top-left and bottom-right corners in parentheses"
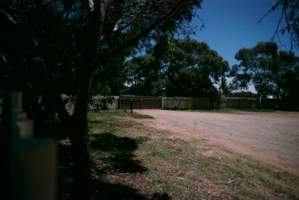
top-left (130, 99), bottom-right (133, 113)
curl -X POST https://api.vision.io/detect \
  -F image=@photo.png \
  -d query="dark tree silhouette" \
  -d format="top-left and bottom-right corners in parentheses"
top-left (0, 1), bottom-right (202, 199)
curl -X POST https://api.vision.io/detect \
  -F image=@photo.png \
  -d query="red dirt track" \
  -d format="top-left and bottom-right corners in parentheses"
top-left (136, 110), bottom-right (299, 175)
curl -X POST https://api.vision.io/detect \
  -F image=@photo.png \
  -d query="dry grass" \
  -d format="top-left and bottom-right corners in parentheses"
top-left (88, 111), bottom-right (299, 200)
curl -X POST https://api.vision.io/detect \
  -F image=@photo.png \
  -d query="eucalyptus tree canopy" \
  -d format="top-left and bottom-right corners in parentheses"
top-left (230, 42), bottom-right (299, 102)
top-left (164, 39), bottom-right (229, 96)
top-left (124, 39), bottom-right (229, 97)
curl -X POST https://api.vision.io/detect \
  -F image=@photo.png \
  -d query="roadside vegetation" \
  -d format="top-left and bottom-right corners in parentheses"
top-left (71, 111), bottom-right (299, 200)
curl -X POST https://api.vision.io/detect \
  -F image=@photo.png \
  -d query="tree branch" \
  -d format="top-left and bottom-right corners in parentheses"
top-left (100, 0), bottom-right (187, 61)
top-left (271, 9), bottom-right (284, 45)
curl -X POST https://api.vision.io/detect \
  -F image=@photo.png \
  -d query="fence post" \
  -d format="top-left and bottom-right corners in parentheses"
top-left (130, 99), bottom-right (133, 113)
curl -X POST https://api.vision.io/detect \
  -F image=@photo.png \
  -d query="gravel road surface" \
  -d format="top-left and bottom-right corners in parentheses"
top-left (136, 110), bottom-right (299, 174)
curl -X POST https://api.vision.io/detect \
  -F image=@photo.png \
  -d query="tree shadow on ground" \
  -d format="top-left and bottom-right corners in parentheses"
top-left (89, 120), bottom-right (105, 124)
top-left (57, 140), bottom-right (73, 200)
top-left (58, 132), bottom-right (171, 200)
top-left (89, 132), bottom-right (171, 200)
top-left (89, 132), bottom-right (146, 173)
top-left (94, 180), bottom-right (170, 200)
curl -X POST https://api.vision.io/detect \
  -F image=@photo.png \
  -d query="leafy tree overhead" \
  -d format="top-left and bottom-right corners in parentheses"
top-left (1, 1), bottom-right (203, 199)
top-left (260, 0), bottom-right (299, 48)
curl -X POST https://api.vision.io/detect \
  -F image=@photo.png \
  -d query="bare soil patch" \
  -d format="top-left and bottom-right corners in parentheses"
top-left (136, 110), bottom-right (299, 175)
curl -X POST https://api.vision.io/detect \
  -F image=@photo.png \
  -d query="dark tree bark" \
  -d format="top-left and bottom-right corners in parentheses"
top-left (62, 1), bottom-right (200, 199)
top-left (69, 70), bottom-right (93, 200)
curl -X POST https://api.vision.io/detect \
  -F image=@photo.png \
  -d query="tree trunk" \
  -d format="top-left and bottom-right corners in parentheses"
top-left (69, 72), bottom-right (93, 200)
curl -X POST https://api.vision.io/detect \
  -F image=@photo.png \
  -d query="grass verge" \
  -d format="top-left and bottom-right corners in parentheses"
top-left (87, 111), bottom-right (299, 200)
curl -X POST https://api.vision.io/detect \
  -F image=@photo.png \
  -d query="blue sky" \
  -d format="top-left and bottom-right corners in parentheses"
top-left (189, 0), bottom-right (299, 66)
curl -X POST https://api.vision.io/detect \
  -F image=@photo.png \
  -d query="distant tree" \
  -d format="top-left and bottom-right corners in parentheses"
top-left (228, 91), bottom-right (257, 98)
top-left (164, 39), bottom-right (229, 97)
top-left (231, 41), bottom-right (299, 107)
top-left (124, 33), bottom-right (175, 96)
top-left (124, 55), bottom-right (163, 95)
top-left (124, 39), bottom-right (229, 97)
top-left (220, 76), bottom-right (230, 96)
top-left (167, 67), bottom-right (220, 97)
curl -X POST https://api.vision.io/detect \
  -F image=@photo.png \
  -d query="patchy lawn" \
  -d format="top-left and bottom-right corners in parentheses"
top-left (86, 111), bottom-right (299, 200)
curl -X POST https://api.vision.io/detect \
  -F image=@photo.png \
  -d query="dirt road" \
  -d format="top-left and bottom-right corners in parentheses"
top-left (136, 110), bottom-right (299, 174)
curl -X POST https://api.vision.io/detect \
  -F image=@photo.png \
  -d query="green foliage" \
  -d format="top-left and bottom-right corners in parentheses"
top-left (91, 54), bottom-right (127, 95)
top-left (231, 41), bottom-right (299, 108)
top-left (1, 0), bottom-right (202, 89)
top-left (124, 39), bottom-right (229, 97)
top-left (124, 55), bottom-right (163, 95)
top-left (165, 39), bottom-right (229, 97)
